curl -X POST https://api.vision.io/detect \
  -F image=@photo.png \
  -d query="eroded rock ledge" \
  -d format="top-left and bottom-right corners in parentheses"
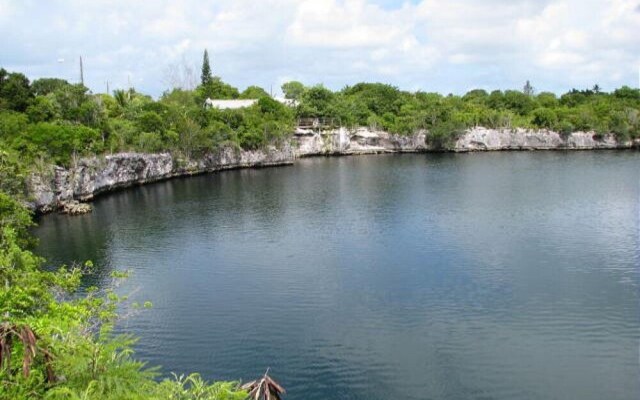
top-left (28, 145), bottom-right (295, 213)
top-left (28, 128), bottom-right (635, 213)
top-left (293, 127), bottom-right (634, 155)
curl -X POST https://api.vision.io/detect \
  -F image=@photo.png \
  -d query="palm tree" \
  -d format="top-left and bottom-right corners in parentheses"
top-left (241, 369), bottom-right (286, 400)
top-left (113, 89), bottom-right (129, 109)
top-left (0, 322), bottom-right (55, 382)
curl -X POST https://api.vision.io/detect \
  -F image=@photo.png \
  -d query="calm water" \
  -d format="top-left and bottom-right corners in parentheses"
top-left (35, 151), bottom-right (640, 400)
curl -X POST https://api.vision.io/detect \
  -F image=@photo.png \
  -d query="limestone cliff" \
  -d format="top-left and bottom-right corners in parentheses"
top-left (293, 127), bottom-right (632, 155)
top-left (293, 127), bottom-right (427, 155)
top-left (28, 128), bottom-right (635, 213)
top-left (28, 145), bottom-right (294, 213)
top-left (452, 128), bottom-right (626, 151)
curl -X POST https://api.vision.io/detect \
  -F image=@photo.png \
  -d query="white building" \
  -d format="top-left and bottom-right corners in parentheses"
top-left (204, 97), bottom-right (298, 110)
top-left (204, 98), bottom-right (258, 109)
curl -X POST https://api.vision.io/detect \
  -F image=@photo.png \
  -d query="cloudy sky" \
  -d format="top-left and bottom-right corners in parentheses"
top-left (1, 0), bottom-right (638, 97)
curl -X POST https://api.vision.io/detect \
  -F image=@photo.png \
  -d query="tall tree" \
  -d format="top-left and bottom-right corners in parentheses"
top-left (523, 80), bottom-right (534, 96)
top-left (0, 70), bottom-right (33, 112)
top-left (201, 49), bottom-right (213, 86)
top-left (281, 81), bottom-right (305, 100)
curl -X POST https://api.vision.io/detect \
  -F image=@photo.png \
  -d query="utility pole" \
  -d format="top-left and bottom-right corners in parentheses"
top-left (79, 56), bottom-right (84, 85)
top-left (106, 80), bottom-right (110, 94)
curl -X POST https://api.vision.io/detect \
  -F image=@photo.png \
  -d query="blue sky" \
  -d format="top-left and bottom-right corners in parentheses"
top-left (0, 0), bottom-right (638, 97)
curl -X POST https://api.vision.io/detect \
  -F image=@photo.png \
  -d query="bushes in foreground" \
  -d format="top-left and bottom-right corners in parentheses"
top-left (0, 185), bottom-right (247, 399)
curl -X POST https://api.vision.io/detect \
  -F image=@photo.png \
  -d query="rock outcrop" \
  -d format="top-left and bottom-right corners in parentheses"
top-left (28, 128), bottom-right (635, 214)
top-left (452, 128), bottom-right (627, 151)
top-left (60, 200), bottom-right (92, 215)
top-left (28, 145), bottom-right (295, 213)
top-left (294, 127), bottom-right (427, 156)
top-left (293, 127), bottom-right (632, 155)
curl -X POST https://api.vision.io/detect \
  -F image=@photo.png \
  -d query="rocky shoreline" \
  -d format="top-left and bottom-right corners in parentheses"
top-left (28, 128), bottom-right (636, 214)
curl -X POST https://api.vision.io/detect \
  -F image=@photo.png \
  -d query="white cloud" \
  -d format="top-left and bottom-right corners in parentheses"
top-left (287, 0), bottom-right (413, 48)
top-left (514, 0), bottom-right (640, 86)
top-left (0, 0), bottom-right (638, 96)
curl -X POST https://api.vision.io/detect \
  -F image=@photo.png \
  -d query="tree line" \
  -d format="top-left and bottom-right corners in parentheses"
top-left (282, 80), bottom-right (640, 145)
top-left (2, 51), bottom-right (639, 169)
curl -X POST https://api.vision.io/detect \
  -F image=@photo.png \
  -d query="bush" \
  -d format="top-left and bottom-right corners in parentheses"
top-left (12, 122), bottom-right (101, 165)
top-left (532, 108), bottom-right (558, 129)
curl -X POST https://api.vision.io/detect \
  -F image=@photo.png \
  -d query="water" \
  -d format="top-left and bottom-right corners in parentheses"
top-left (34, 151), bottom-right (640, 400)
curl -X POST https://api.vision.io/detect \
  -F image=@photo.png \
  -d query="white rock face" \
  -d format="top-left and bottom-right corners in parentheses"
top-left (27, 146), bottom-right (295, 213)
top-left (453, 128), bottom-right (627, 151)
top-left (294, 128), bottom-right (427, 156)
top-left (27, 127), bottom-right (634, 213)
top-left (294, 127), bottom-right (631, 155)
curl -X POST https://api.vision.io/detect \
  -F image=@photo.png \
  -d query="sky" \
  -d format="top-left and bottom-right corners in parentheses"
top-left (0, 0), bottom-right (639, 97)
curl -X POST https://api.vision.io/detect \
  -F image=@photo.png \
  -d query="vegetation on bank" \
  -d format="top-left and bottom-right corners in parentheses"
top-left (0, 158), bottom-right (247, 399)
top-left (2, 51), bottom-right (639, 170)
top-left (1, 50), bottom-right (640, 399)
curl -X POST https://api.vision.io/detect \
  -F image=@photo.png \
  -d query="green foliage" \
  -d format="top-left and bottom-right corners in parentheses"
top-left (298, 85), bottom-right (335, 117)
top-left (613, 86), bottom-right (640, 101)
top-left (201, 49), bottom-right (213, 87)
top-left (286, 82), bottom-right (640, 148)
top-left (0, 191), bottom-right (248, 400)
top-left (11, 122), bottom-right (102, 165)
top-left (1, 65), bottom-right (639, 399)
top-left (155, 374), bottom-right (247, 400)
top-left (0, 110), bottom-right (29, 140)
top-left (31, 78), bottom-right (72, 97)
top-left (531, 108), bottom-right (558, 129)
top-left (240, 86), bottom-right (270, 99)
top-left (136, 111), bottom-right (164, 134)
top-left (0, 69), bottom-right (33, 112)
top-left (1, 65), bottom-right (638, 161)
top-left (196, 78), bottom-right (239, 102)
top-left (0, 150), bottom-right (29, 199)
top-left (26, 96), bottom-right (60, 123)
top-left (427, 120), bottom-right (466, 150)
top-left (281, 81), bottom-right (305, 101)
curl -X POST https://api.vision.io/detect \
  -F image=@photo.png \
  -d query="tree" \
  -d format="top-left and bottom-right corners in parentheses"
top-left (240, 85), bottom-right (270, 99)
top-left (613, 86), bottom-right (640, 101)
top-left (163, 55), bottom-right (198, 90)
top-left (0, 70), bottom-right (33, 112)
top-left (532, 107), bottom-right (558, 129)
top-left (523, 80), bottom-right (534, 96)
top-left (463, 89), bottom-right (489, 103)
top-left (31, 78), bottom-right (71, 96)
top-left (298, 85), bottom-right (334, 117)
top-left (201, 49), bottom-right (213, 86)
top-left (196, 77), bottom-right (240, 101)
top-left (281, 81), bottom-right (305, 101)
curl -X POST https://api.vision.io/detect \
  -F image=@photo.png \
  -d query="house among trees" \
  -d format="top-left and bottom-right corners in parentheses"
top-left (204, 98), bottom-right (258, 109)
top-left (203, 97), bottom-right (298, 109)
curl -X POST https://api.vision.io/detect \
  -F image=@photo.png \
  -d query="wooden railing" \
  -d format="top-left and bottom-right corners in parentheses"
top-left (296, 117), bottom-right (341, 129)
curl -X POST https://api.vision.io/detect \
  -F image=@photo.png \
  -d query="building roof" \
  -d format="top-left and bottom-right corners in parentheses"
top-left (204, 98), bottom-right (258, 109)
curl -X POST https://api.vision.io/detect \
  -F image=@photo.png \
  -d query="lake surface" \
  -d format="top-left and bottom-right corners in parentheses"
top-left (35, 151), bottom-right (640, 400)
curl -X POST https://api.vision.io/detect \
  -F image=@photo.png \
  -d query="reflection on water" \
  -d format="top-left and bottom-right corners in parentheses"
top-left (35, 151), bottom-right (640, 400)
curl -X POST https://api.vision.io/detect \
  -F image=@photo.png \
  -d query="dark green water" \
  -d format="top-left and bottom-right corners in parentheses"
top-left (34, 151), bottom-right (640, 400)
